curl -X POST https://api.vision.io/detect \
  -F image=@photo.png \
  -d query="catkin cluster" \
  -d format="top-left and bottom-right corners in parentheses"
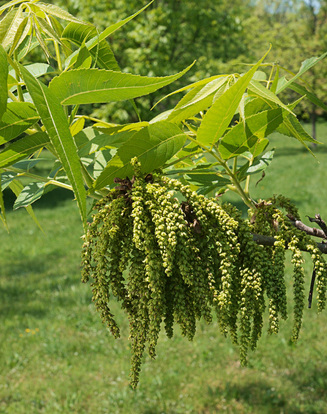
top-left (81, 160), bottom-right (327, 388)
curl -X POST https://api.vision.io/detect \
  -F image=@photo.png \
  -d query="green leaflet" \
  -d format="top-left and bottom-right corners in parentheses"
top-left (70, 117), bottom-right (85, 137)
top-left (49, 65), bottom-right (193, 105)
top-left (94, 1), bottom-right (154, 41)
top-left (74, 45), bottom-right (92, 69)
top-left (34, 3), bottom-right (87, 25)
top-left (34, 15), bottom-right (61, 45)
top-left (9, 16), bottom-right (31, 56)
top-left (287, 82), bottom-right (327, 113)
top-left (237, 149), bottom-right (275, 181)
top-left (270, 65), bottom-right (279, 94)
top-left (19, 64), bottom-right (87, 230)
top-left (1, 171), bottom-right (16, 190)
top-left (0, 7), bottom-right (25, 50)
top-left (93, 121), bottom-right (186, 190)
top-left (9, 178), bottom-right (43, 231)
top-left (75, 123), bottom-right (147, 157)
top-left (13, 181), bottom-right (55, 210)
top-left (153, 74), bottom-right (225, 109)
top-left (62, 23), bottom-right (120, 71)
top-left (16, 62), bottom-right (55, 78)
top-left (0, 0), bottom-right (25, 15)
top-left (248, 80), bottom-right (294, 115)
top-left (0, 45), bottom-right (8, 120)
top-left (244, 97), bottom-right (270, 118)
top-left (0, 131), bottom-right (49, 168)
top-left (9, 63), bottom-right (55, 93)
top-left (277, 115), bottom-right (319, 146)
top-left (276, 52), bottom-right (327, 94)
top-left (165, 77), bottom-right (227, 124)
top-left (0, 102), bottom-right (39, 145)
top-left (219, 108), bottom-right (286, 160)
top-left (62, 2), bottom-right (153, 70)
top-left (196, 49), bottom-right (270, 148)
top-left (16, 36), bottom-right (38, 61)
top-left (61, 22), bottom-right (95, 46)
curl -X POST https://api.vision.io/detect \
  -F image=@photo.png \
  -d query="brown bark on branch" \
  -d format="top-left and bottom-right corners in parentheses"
top-left (287, 214), bottom-right (327, 240)
top-left (252, 233), bottom-right (327, 254)
top-left (307, 214), bottom-right (327, 238)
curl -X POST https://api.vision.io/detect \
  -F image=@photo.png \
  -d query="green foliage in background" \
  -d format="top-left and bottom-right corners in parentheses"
top-left (2, 126), bottom-right (327, 413)
top-left (1, 0), bottom-right (327, 388)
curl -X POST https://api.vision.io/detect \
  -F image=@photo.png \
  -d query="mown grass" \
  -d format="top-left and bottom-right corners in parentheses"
top-left (1, 122), bottom-right (327, 414)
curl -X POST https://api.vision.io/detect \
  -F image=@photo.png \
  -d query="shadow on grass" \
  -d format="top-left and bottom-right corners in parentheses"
top-left (203, 373), bottom-right (326, 414)
top-left (273, 144), bottom-right (327, 158)
top-left (1, 253), bottom-right (82, 320)
top-left (203, 379), bottom-right (288, 414)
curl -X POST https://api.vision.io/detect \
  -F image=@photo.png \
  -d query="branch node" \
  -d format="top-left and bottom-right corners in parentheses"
top-left (307, 214), bottom-right (327, 238)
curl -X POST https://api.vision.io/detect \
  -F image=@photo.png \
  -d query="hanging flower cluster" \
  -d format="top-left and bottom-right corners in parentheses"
top-left (81, 158), bottom-right (327, 388)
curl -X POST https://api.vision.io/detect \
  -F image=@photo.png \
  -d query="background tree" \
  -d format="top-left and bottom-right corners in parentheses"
top-left (243, 0), bottom-right (327, 138)
top-left (55, 0), bottom-right (252, 122)
top-left (1, 0), bottom-right (327, 389)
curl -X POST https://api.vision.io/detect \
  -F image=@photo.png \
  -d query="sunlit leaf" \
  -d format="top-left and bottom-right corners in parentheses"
top-left (62, 23), bottom-right (120, 71)
top-left (197, 49), bottom-right (270, 147)
top-left (95, 1), bottom-right (154, 41)
top-left (0, 102), bottom-right (39, 145)
top-left (0, 45), bottom-right (8, 120)
top-left (166, 77), bottom-right (227, 123)
top-left (248, 80), bottom-right (294, 114)
top-left (0, 0), bottom-right (25, 16)
top-left (19, 64), bottom-right (87, 229)
top-left (70, 117), bottom-right (85, 136)
top-left (35, 3), bottom-right (88, 25)
top-left (0, 131), bottom-right (49, 168)
top-left (49, 64), bottom-right (193, 105)
top-left (287, 82), bottom-right (327, 113)
top-left (219, 108), bottom-right (286, 159)
top-left (75, 123), bottom-right (147, 157)
top-left (276, 52), bottom-right (327, 94)
top-left (8, 16), bottom-right (30, 56)
top-left (93, 121), bottom-right (186, 190)
top-left (0, 7), bottom-right (25, 50)
top-left (153, 75), bottom-right (225, 109)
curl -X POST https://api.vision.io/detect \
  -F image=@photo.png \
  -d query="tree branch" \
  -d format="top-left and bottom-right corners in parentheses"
top-left (307, 214), bottom-right (327, 238)
top-left (287, 214), bottom-right (327, 239)
top-left (252, 233), bottom-right (327, 254)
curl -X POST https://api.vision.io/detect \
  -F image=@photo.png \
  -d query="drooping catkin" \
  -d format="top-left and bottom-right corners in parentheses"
top-left (81, 159), bottom-right (327, 388)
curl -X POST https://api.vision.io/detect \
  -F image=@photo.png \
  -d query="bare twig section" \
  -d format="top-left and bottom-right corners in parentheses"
top-left (307, 214), bottom-right (327, 238)
top-left (252, 233), bottom-right (327, 254)
top-left (287, 214), bottom-right (327, 240)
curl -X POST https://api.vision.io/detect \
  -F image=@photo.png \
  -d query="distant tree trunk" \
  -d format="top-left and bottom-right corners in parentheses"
top-left (311, 104), bottom-right (317, 141)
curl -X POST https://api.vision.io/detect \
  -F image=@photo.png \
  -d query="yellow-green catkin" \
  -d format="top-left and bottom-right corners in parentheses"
top-left (288, 235), bottom-right (305, 342)
top-left (81, 163), bottom-right (327, 388)
top-left (306, 243), bottom-right (327, 312)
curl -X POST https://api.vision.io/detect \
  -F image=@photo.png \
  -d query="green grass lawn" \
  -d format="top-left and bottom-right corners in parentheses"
top-left (1, 122), bottom-right (327, 414)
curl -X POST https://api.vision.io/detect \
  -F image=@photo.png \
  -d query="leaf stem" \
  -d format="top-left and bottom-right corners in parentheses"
top-left (8, 90), bottom-right (19, 102)
top-left (233, 157), bottom-right (237, 174)
top-left (187, 136), bottom-right (256, 210)
top-left (244, 158), bottom-right (254, 195)
top-left (267, 64), bottom-right (274, 89)
top-left (54, 41), bottom-right (62, 72)
top-left (69, 105), bottom-right (80, 124)
top-left (75, 115), bottom-right (116, 127)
